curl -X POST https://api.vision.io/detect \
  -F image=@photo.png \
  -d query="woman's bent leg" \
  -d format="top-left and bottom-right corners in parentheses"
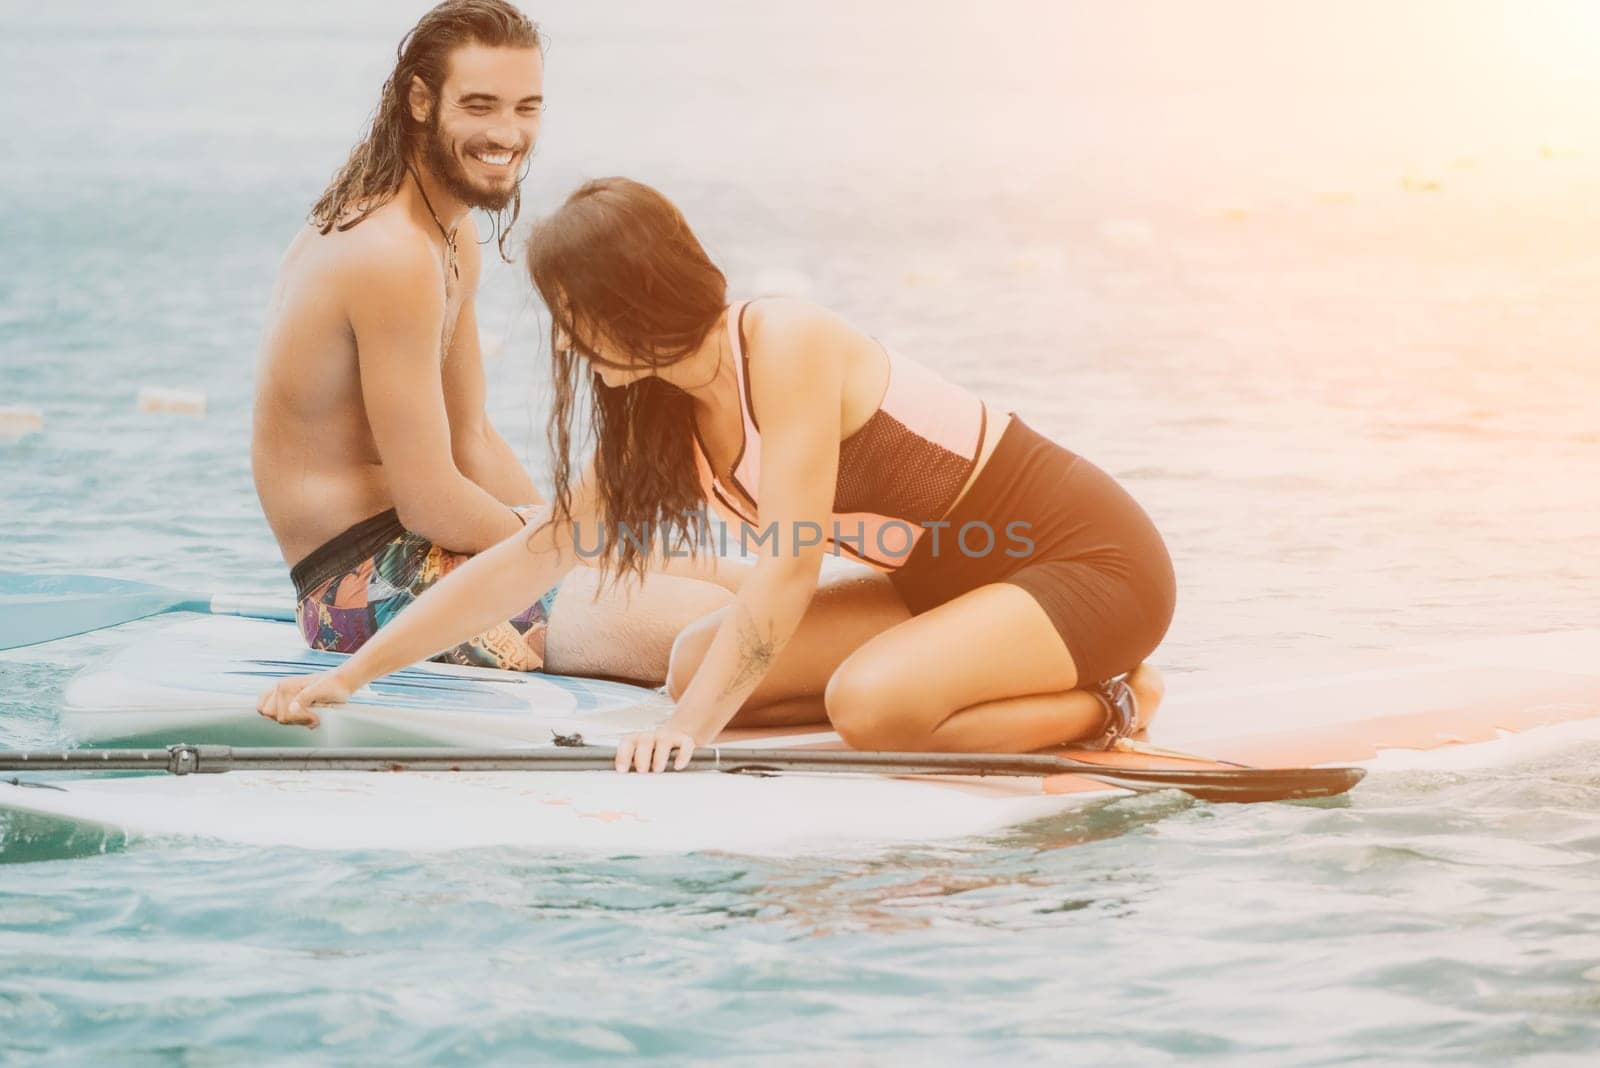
top-left (824, 582), bottom-right (1165, 752)
top-left (667, 569), bottom-right (910, 727)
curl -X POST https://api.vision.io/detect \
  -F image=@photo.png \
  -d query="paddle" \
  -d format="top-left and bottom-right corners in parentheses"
top-left (0, 744), bottom-right (1365, 804)
top-left (0, 572), bottom-right (294, 652)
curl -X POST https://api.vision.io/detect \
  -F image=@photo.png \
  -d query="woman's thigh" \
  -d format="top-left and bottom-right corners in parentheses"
top-left (668, 567), bottom-right (911, 704)
top-left (827, 580), bottom-right (1081, 725)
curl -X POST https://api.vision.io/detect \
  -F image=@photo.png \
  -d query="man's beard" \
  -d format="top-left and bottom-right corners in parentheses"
top-left (420, 116), bottom-right (518, 212)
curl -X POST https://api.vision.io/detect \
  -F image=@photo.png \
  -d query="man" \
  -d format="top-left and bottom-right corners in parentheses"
top-left (252, 0), bottom-right (732, 679)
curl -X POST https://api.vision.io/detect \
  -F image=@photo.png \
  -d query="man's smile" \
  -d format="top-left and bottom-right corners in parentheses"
top-left (469, 147), bottom-right (516, 170)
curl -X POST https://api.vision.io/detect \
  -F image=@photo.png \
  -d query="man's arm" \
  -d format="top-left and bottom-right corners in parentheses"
top-left (347, 237), bottom-right (523, 554)
top-left (443, 251), bottom-right (542, 507)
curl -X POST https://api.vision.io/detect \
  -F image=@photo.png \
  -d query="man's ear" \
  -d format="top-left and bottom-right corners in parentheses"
top-left (407, 75), bottom-right (432, 125)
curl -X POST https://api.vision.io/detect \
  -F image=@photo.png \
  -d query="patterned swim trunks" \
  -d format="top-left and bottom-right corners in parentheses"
top-left (289, 508), bottom-right (560, 672)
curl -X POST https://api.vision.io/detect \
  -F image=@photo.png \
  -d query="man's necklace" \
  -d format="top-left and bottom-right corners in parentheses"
top-left (409, 166), bottom-right (459, 281)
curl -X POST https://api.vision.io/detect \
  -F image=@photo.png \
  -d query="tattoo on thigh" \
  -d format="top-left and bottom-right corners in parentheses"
top-left (720, 604), bottom-right (778, 700)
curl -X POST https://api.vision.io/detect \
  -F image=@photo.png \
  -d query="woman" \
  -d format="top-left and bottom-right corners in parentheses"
top-left (259, 178), bottom-right (1176, 772)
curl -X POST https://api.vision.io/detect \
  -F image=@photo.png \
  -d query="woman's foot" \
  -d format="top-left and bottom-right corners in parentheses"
top-left (1125, 661), bottom-right (1165, 737)
top-left (1088, 662), bottom-right (1166, 747)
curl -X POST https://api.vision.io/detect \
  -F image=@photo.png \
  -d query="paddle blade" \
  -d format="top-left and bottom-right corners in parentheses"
top-left (0, 572), bottom-right (204, 651)
top-left (1073, 764), bottom-right (1366, 803)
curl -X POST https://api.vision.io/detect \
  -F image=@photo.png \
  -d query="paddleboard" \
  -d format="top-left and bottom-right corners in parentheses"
top-left (59, 617), bottom-right (674, 748)
top-left (4, 620), bottom-right (1600, 856)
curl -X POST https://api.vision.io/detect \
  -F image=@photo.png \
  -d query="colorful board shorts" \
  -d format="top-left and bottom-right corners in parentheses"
top-left (289, 509), bottom-right (561, 672)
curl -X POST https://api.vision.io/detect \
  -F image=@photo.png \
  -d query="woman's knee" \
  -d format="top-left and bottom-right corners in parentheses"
top-left (664, 608), bottom-right (726, 700)
top-left (824, 655), bottom-right (925, 750)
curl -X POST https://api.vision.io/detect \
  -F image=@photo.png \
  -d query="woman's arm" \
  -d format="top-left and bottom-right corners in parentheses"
top-left (616, 302), bottom-right (847, 771)
top-left (258, 463), bottom-right (602, 727)
top-left (343, 520), bottom-right (573, 685)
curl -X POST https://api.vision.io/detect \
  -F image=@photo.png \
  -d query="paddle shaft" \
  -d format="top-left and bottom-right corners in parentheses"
top-left (0, 744), bottom-right (1365, 803)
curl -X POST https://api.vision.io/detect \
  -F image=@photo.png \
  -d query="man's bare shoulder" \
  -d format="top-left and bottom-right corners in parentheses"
top-left (275, 201), bottom-right (435, 303)
top-left (323, 206), bottom-right (441, 294)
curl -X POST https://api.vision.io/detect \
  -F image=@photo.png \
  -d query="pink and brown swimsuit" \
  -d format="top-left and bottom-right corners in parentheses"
top-left (693, 300), bottom-right (1175, 685)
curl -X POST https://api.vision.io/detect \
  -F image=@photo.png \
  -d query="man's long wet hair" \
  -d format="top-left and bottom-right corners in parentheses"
top-left (309, 0), bottom-right (541, 260)
top-left (527, 178), bottom-right (729, 586)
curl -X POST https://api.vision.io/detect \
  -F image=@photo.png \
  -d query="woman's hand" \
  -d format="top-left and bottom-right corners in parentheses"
top-left (613, 725), bottom-right (699, 773)
top-left (256, 670), bottom-right (354, 730)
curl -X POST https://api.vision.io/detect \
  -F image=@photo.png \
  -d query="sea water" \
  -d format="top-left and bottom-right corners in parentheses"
top-left (2, 1), bottom-right (1599, 1061)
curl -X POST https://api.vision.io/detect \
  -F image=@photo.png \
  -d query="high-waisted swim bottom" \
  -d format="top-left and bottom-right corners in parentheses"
top-left (888, 416), bottom-right (1175, 685)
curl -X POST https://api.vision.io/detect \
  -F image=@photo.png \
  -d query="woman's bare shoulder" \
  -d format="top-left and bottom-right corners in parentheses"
top-left (741, 297), bottom-right (860, 355)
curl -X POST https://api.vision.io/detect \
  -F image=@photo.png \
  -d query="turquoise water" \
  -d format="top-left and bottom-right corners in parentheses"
top-left (4, 1), bottom-right (1600, 1061)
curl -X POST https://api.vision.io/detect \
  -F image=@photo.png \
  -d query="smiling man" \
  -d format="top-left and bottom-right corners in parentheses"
top-left (252, 0), bottom-right (732, 677)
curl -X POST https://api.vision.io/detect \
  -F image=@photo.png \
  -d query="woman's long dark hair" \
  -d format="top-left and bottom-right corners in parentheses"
top-left (309, 0), bottom-right (540, 261)
top-left (527, 178), bottom-right (728, 586)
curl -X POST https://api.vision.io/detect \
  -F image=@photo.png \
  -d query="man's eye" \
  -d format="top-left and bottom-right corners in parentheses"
top-left (467, 106), bottom-right (491, 115)
top-left (519, 105), bottom-right (542, 116)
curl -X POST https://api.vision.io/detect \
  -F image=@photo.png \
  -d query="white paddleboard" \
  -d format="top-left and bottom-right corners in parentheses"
top-left (5, 620), bottom-right (1600, 856)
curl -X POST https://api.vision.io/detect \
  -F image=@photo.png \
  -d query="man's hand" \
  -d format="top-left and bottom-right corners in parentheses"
top-left (256, 670), bottom-right (355, 730)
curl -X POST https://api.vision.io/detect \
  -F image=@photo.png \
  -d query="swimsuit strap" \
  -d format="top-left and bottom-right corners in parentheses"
top-left (724, 302), bottom-right (762, 500)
